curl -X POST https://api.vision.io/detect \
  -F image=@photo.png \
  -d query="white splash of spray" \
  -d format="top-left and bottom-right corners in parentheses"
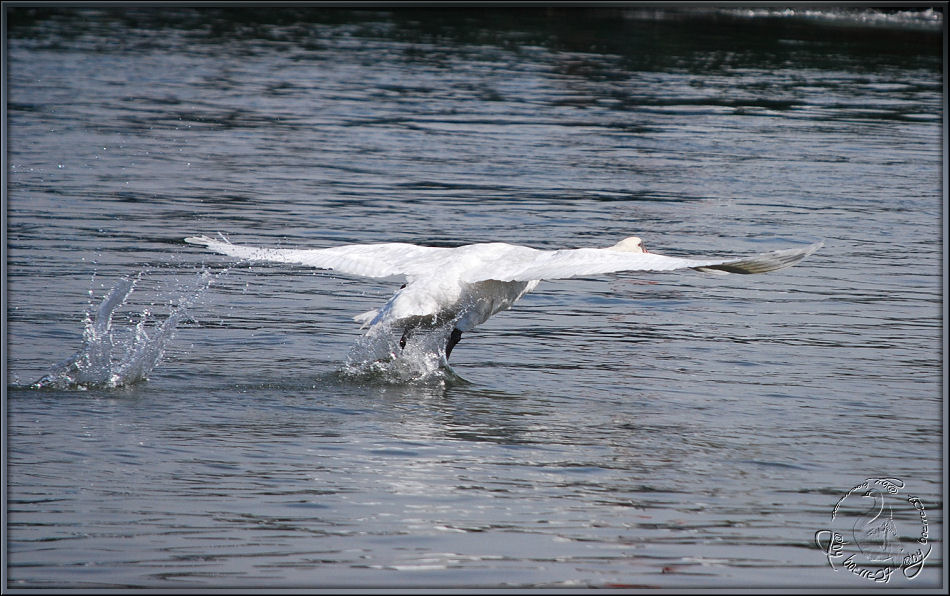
top-left (30, 268), bottom-right (224, 390)
top-left (340, 319), bottom-right (466, 385)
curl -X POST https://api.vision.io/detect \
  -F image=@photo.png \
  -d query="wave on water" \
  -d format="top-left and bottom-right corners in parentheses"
top-left (720, 7), bottom-right (943, 30)
top-left (28, 269), bottom-right (224, 391)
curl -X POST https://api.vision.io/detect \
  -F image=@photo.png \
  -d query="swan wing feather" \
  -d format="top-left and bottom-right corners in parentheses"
top-left (185, 235), bottom-right (447, 279)
top-left (476, 241), bottom-right (823, 282)
top-left (186, 235), bottom-right (821, 282)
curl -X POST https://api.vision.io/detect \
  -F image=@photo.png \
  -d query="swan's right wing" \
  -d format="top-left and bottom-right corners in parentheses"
top-left (471, 242), bottom-right (823, 282)
top-left (184, 235), bottom-right (449, 279)
top-left (691, 242), bottom-right (824, 274)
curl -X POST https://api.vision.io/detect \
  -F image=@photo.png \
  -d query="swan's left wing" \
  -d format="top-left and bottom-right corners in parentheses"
top-left (184, 235), bottom-right (448, 279)
top-left (468, 242), bottom-right (823, 282)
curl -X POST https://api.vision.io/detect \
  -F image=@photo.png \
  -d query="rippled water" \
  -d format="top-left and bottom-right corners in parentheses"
top-left (5, 7), bottom-right (944, 589)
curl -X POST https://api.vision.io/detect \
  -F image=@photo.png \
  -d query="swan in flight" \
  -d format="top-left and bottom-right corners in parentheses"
top-left (185, 235), bottom-right (821, 361)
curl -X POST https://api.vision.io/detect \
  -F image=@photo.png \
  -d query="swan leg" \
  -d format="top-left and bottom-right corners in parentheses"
top-left (399, 326), bottom-right (413, 350)
top-left (398, 320), bottom-right (423, 350)
top-left (445, 328), bottom-right (462, 359)
top-left (398, 323), bottom-right (461, 359)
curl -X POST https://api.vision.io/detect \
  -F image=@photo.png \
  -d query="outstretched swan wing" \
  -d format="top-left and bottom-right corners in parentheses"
top-left (185, 235), bottom-right (448, 279)
top-left (469, 242), bottom-right (823, 282)
top-left (186, 235), bottom-right (821, 282)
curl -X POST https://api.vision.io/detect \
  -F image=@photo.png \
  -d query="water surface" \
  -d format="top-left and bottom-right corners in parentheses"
top-left (5, 6), bottom-right (944, 589)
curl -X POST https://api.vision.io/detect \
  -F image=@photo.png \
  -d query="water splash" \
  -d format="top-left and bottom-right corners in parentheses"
top-left (25, 266), bottom-right (464, 389)
top-left (29, 269), bottom-right (222, 390)
top-left (340, 321), bottom-right (468, 385)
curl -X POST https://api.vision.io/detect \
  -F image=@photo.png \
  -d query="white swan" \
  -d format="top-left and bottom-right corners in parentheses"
top-left (184, 235), bottom-right (821, 360)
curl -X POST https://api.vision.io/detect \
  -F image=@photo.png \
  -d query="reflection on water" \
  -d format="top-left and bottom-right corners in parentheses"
top-left (6, 5), bottom-right (943, 590)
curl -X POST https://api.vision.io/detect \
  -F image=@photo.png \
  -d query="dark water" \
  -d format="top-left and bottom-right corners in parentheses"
top-left (5, 6), bottom-right (944, 589)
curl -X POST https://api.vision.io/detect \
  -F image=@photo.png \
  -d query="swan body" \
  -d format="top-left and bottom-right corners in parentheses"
top-left (185, 234), bottom-right (821, 361)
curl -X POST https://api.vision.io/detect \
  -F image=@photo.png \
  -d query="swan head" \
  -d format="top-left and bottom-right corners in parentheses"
top-left (608, 236), bottom-right (648, 253)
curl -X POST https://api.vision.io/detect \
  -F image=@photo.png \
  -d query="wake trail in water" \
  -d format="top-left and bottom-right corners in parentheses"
top-left (28, 268), bottom-right (227, 390)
